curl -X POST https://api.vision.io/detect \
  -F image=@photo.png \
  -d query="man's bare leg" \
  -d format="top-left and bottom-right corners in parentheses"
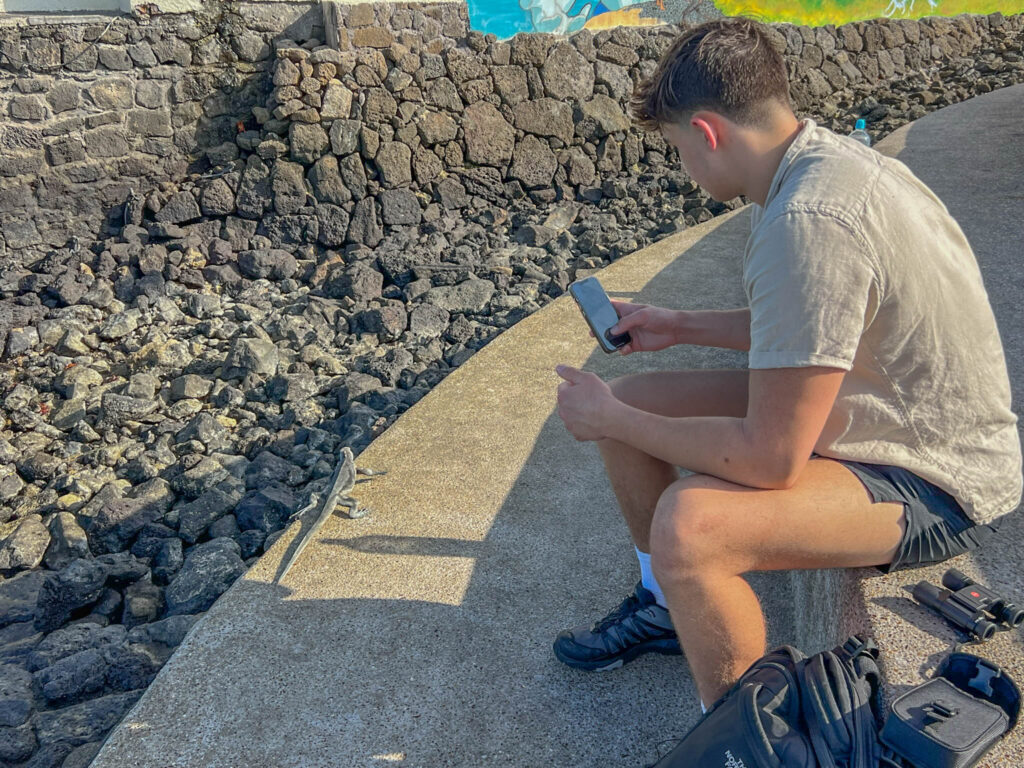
top-left (650, 457), bottom-right (906, 706)
top-left (553, 369), bottom-right (751, 672)
top-left (597, 369), bottom-right (749, 550)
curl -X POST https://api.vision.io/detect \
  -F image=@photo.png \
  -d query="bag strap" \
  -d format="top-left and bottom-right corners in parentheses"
top-left (799, 653), bottom-right (841, 768)
top-left (800, 644), bottom-right (885, 768)
top-left (838, 634), bottom-right (879, 664)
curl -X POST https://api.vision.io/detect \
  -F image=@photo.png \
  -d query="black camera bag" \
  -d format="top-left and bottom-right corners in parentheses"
top-left (879, 651), bottom-right (1020, 768)
top-left (648, 635), bottom-right (885, 768)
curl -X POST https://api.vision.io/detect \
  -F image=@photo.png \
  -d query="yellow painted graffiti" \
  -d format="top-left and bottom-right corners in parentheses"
top-left (472, 0), bottom-right (1024, 38)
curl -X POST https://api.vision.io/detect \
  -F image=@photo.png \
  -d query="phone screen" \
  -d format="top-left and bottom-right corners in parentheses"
top-left (569, 277), bottom-right (631, 352)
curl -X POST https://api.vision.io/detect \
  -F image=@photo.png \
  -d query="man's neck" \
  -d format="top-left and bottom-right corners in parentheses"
top-left (742, 116), bottom-right (805, 208)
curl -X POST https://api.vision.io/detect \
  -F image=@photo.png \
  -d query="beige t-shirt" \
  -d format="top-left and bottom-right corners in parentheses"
top-left (744, 117), bottom-right (1021, 525)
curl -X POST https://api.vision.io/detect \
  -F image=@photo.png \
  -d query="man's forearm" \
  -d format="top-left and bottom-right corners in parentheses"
top-left (603, 398), bottom-right (787, 489)
top-left (675, 308), bottom-right (751, 351)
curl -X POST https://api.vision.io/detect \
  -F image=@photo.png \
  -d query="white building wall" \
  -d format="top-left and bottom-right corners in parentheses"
top-left (0, 0), bottom-right (447, 13)
top-left (0, 0), bottom-right (123, 11)
top-left (0, 0), bottom-right (314, 14)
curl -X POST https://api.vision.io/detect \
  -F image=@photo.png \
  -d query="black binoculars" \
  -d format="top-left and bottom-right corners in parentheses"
top-left (912, 568), bottom-right (1024, 641)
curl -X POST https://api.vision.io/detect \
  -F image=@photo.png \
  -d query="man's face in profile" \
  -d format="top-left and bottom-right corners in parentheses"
top-left (661, 115), bottom-right (741, 204)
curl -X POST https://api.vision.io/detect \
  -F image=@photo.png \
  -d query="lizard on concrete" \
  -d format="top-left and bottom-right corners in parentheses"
top-left (274, 446), bottom-right (385, 583)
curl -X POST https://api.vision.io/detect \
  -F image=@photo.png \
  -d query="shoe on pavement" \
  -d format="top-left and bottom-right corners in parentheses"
top-left (553, 582), bottom-right (682, 671)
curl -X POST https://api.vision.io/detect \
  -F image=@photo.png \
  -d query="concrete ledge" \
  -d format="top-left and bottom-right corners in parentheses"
top-left (88, 85), bottom-right (1024, 767)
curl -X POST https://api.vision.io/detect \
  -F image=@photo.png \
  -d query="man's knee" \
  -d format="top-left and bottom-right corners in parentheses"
top-left (599, 376), bottom-right (652, 451)
top-left (650, 478), bottom-right (734, 580)
top-left (607, 374), bottom-right (641, 406)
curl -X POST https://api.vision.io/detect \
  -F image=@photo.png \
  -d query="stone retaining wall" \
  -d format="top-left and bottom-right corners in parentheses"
top-left (0, 2), bottom-right (1021, 263)
top-left (0, 1), bottom-right (324, 257)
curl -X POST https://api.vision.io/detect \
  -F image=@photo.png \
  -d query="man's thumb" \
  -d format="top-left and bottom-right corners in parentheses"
top-left (610, 315), bottom-right (631, 334)
top-left (555, 364), bottom-right (579, 381)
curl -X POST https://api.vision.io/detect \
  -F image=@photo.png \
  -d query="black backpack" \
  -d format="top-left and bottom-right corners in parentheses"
top-left (647, 636), bottom-right (1020, 768)
top-left (648, 634), bottom-right (886, 768)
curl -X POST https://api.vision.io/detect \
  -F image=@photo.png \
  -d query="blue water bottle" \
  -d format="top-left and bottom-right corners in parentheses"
top-left (850, 118), bottom-right (872, 147)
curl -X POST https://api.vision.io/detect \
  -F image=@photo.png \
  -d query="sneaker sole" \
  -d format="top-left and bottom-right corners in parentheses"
top-left (553, 638), bottom-right (682, 672)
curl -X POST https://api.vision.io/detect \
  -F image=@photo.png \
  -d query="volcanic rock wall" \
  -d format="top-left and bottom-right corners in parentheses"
top-left (0, 1), bottom-right (324, 258)
top-left (0, 2), bottom-right (1021, 265)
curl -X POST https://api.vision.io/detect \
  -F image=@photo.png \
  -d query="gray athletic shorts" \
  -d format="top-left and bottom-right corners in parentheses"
top-left (819, 456), bottom-right (1003, 573)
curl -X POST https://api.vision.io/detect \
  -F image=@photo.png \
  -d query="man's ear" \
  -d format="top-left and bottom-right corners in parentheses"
top-left (691, 115), bottom-right (719, 151)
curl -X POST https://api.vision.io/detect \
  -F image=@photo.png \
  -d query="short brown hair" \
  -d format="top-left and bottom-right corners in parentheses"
top-left (631, 16), bottom-right (792, 133)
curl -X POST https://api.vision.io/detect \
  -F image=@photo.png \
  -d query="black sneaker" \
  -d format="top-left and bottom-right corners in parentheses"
top-left (553, 582), bottom-right (682, 671)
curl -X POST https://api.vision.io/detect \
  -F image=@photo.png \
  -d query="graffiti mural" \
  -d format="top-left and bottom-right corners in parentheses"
top-left (468, 0), bottom-right (714, 37)
top-left (467, 0), bottom-right (1024, 40)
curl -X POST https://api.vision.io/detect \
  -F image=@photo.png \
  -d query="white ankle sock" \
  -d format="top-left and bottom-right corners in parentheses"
top-left (635, 546), bottom-right (667, 607)
top-left (700, 700), bottom-right (707, 715)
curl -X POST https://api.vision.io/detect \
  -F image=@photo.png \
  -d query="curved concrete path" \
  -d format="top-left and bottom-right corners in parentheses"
top-left (89, 84), bottom-right (1024, 767)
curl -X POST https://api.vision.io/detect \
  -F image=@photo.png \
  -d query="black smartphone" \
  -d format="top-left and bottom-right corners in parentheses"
top-left (568, 276), bottom-right (631, 353)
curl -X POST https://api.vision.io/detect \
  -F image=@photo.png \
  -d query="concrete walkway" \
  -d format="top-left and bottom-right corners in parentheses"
top-left (89, 84), bottom-right (1024, 767)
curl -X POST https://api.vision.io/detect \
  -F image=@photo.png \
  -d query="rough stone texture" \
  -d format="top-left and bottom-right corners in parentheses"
top-left (514, 98), bottom-right (575, 142)
top-left (270, 161), bottom-right (308, 216)
top-left (493, 65), bottom-right (530, 106)
top-left (237, 249), bottom-right (299, 281)
top-left (317, 203), bottom-right (351, 247)
top-left (375, 142), bottom-right (413, 187)
top-left (509, 135), bottom-right (558, 188)
top-left (309, 155), bottom-right (351, 206)
top-left (330, 120), bottom-right (361, 156)
top-left (541, 42), bottom-right (595, 101)
top-left (579, 95), bottom-right (632, 136)
top-left (164, 539), bottom-right (247, 616)
top-left (347, 197), bottom-right (383, 247)
top-left (0, 6), bottom-right (1020, 256)
top-left (462, 101), bottom-right (515, 166)
top-left (425, 278), bottom-right (496, 313)
top-left (289, 123), bottom-right (330, 165)
top-left (417, 110), bottom-right (459, 145)
top-left (154, 192), bottom-right (201, 225)
top-left (320, 82), bottom-right (353, 120)
top-left (379, 188), bottom-right (422, 226)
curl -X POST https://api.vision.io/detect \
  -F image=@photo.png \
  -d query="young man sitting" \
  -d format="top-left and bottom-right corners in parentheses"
top-left (552, 16), bottom-right (1022, 712)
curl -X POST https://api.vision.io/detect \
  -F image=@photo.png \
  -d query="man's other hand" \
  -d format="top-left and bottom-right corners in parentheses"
top-left (555, 364), bottom-right (616, 441)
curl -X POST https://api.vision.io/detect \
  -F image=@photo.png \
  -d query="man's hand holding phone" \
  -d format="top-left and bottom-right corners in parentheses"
top-left (595, 300), bottom-right (681, 355)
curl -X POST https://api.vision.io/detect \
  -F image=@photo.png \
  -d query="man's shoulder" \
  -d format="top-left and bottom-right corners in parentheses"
top-left (753, 203), bottom-right (866, 249)
top-left (763, 131), bottom-right (882, 228)
top-left (774, 158), bottom-right (880, 221)
top-left (744, 198), bottom-right (881, 283)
